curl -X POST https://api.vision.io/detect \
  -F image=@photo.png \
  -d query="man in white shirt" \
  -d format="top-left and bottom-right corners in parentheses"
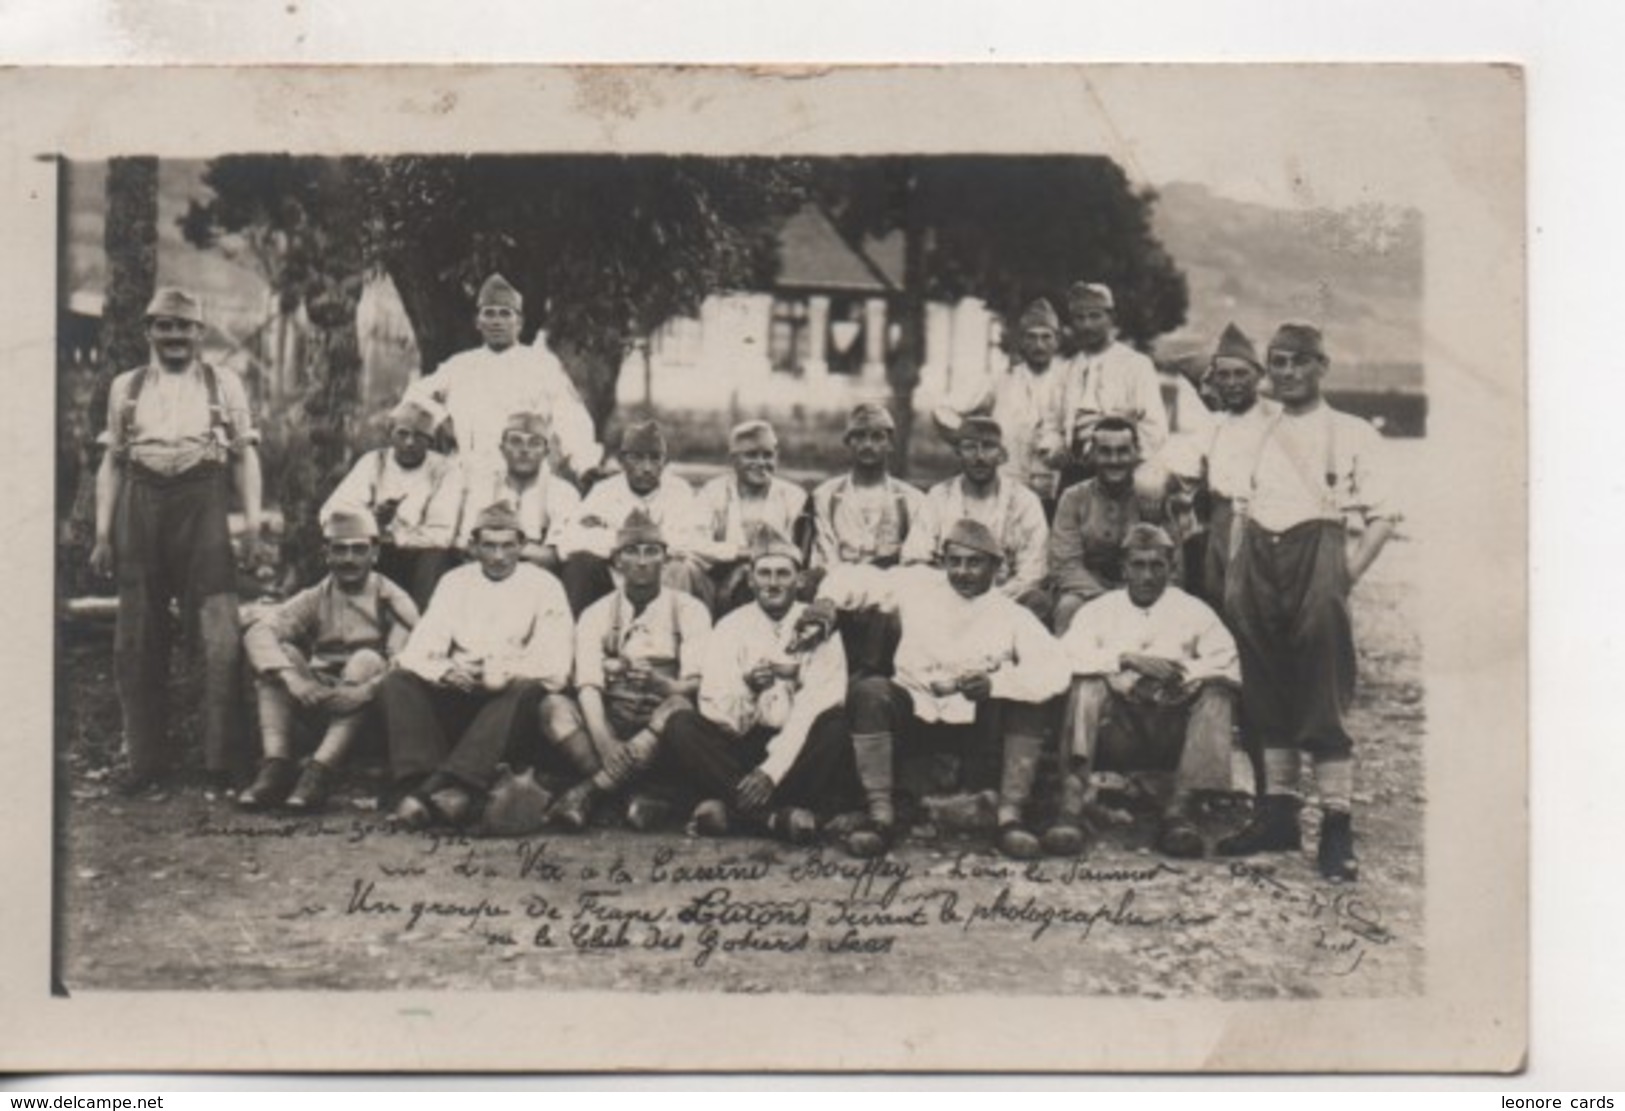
top-left (543, 511), bottom-right (712, 832)
top-left (1054, 524), bottom-right (1242, 859)
top-left (691, 419), bottom-right (812, 616)
top-left (456, 410), bottom-right (582, 582)
top-left (805, 519), bottom-right (1071, 860)
top-left (379, 502), bottom-right (575, 829)
top-left (657, 529), bottom-right (851, 843)
top-left (556, 420), bottom-right (711, 613)
top-left (1214, 324), bottom-right (1399, 883)
top-left (904, 416), bottom-right (1051, 619)
top-left (402, 273), bottom-right (606, 483)
top-left (320, 399), bottom-right (463, 611)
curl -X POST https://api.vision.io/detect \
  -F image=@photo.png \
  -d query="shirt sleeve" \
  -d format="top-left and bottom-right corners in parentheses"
top-left (403, 362), bottom-right (452, 409)
top-left (816, 561), bottom-right (904, 613)
top-left (1183, 596), bottom-right (1240, 685)
top-left (396, 580), bottom-right (459, 682)
top-left (319, 453), bottom-right (379, 527)
top-left (1344, 416), bottom-right (1400, 524)
top-left (217, 367), bottom-right (260, 448)
top-left (555, 483), bottom-right (618, 559)
top-left (758, 632), bottom-right (847, 785)
top-left (393, 456), bottom-right (464, 549)
top-left (97, 372), bottom-right (130, 449)
top-left (809, 481), bottom-right (839, 569)
top-left (676, 595), bottom-right (713, 682)
top-left (498, 573), bottom-right (575, 690)
top-left (987, 604), bottom-right (1071, 704)
top-left (542, 476), bottom-right (584, 548)
top-left (1059, 595), bottom-right (1122, 676)
top-left (573, 599), bottom-right (610, 691)
top-left (899, 486), bottom-right (943, 566)
top-left (1001, 488), bottom-right (1051, 600)
top-left (535, 349), bottom-right (605, 477)
top-left (1047, 487), bottom-right (1106, 598)
top-left (1129, 354), bottom-right (1170, 456)
top-left (243, 586), bottom-right (324, 674)
top-left (378, 579), bottom-right (422, 659)
top-left (697, 619), bottom-right (753, 736)
top-left (1036, 361), bottom-right (1071, 461)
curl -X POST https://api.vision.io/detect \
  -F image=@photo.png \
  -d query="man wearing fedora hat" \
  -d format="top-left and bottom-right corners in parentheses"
top-left (239, 509), bottom-right (419, 812)
top-left (90, 286), bottom-right (266, 795)
top-left (321, 397), bottom-right (463, 611)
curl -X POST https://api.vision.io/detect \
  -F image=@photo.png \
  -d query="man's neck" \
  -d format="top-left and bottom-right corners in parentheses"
top-left (624, 583), bottom-right (660, 611)
top-left (504, 470), bottom-right (539, 492)
top-left (154, 356), bottom-right (194, 375)
top-left (1098, 475), bottom-right (1134, 500)
top-left (1282, 394), bottom-right (1325, 418)
top-left (1078, 339), bottom-right (1111, 358)
top-left (1130, 589), bottom-right (1166, 612)
top-left (1229, 396), bottom-right (1259, 417)
top-left (333, 574), bottom-right (371, 596)
top-left (758, 600), bottom-right (794, 624)
top-left (849, 464), bottom-right (889, 486)
top-left (484, 341), bottom-right (516, 355)
top-left (1021, 358), bottom-right (1052, 375)
top-left (960, 474), bottom-right (999, 500)
top-left (736, 476), bottom-right (770, 498)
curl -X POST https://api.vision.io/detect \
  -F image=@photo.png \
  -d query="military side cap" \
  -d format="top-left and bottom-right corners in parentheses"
top-left (389, 399), bottom-right (442, 437)
top-left (503, 410), bottom-right (552, 437)
top-left (1121, 522), bottom-right (1176, 553)
top-left (845, 401), bottom-right (896, 436)
top-left (324, 508), bottom-right (380, 542)
top-left (941, 518), bottom-right (1004, 562)
top-left (144, 287), bottom-right (205, 324)
top-left (1212, 322), bottom-right (1262, 370)
top-left (477, 273), bottom-right (523, 312)
top-left (1268, 322), bottom-right (1327, 359)
top-left (729, 419), bottom-right (779, 453)
top-left (1017, 298), bottom-right (1060, 332)
top-left (471, 500), bottom-right (526, 541)
top-left (1066, 282), bottom-right (1116, 312)
top-left (747, 525), bottom-right (803, 568)
top-left (957, 415), bottom-right (1004, 446)
top-left (619, 420), bottom-right (667, 455)
top-left (615, 508), bottom-right (666, 552)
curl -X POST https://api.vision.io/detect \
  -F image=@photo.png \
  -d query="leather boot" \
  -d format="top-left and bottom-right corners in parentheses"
top-left (690, 799), bottom-right (731, 837)
top-left (236, 757), bottom-right (297, 812)
top-left (1318, 810), bottom-right (1358, 883)
top-left (548, 780), bottom-right (598, 831)
top-left (995, 733), bottom-right (1044, 860)
top-left (846, 732), bottom-right (897, 859)
top-left (1215, 793), bottom-right (1303, 856)
top-left (284, 760), bottom-right (335, 812)
top-left (1042, 772), bottom-right (1091, 857)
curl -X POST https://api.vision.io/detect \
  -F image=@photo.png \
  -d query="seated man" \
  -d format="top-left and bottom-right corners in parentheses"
top-left (238, 509), bottom-right (420, 812)
top-left (804, 520), bottom-right (1071, 860)
top-left (1047, 415), bottom-right (1174, 635)
top-left (658, 528), bottom-right (851, 843)
top-left (807, 402), bottom-right (929, 677)
top-left (457, 410), bottom-right (582, 576)
top-left (1051, 523), bottom-right (1243, 859)
top-left (691, 419), bottom-right (811, 616)
top-left (544, 510), bottom-right (712, 831)
top-left (379, 502), bottom-right (575, 828)
top-left (555, 420), bottom-right (710, 616)
top-left (320, 399), bottom-right (462, 611)
top-left (903, 416), bottom-right (1051, 621)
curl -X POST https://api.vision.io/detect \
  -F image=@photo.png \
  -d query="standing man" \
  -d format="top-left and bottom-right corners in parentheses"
top-left (456, 411), bottom-right (582, 576)
top-left (239, 510), bottom-right (419, 812)
top-left (691, 419), bottom-right (811, 616)
top-left (544, 511), bottom-right (712, 831)
top-left (657, 529), bottom-right (852, 843)
top-left (320, 398), bottom-right (463, 611)
top-left (804, 520), bottom-right (1071, 860)
top-left (402, 273), bottom-right (606, 484)
top-left (902, 416), bottom-right (1051, 621)
top-left (379, 503), bottom-right (575, 829)
top-left (1214, 324), bottom-right (1398, 883)
top-left (933, 298), bottom-right (1067, 512)
top-left (1039, 282), bottom-right (1170, 473)
top-left (90, 287), bottom-right (265, 795)
top-left (1051, 524), bottom-right (1242, 859)
top-left (1048, 416), bottom-right (1173, 635)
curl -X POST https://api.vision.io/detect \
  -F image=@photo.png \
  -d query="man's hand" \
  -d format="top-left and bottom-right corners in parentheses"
top-left (744, 663), bottom-right (778, 694)
top-left (323, 681), bottom-right (375, 717)
top-left (282, 670), bottom-right (330, 710)
top-left (89, 538), bottom-right (115, 578)
top-left (956, 671), bottom-right (994, 702)
top-left (790, 597), bottom-right (837, 649)
top-left (373, 498), bottom-right (402, 530)
top-left (443, 662), bottom-right (483, 693)
top-left (734, 769), bottom-right (774, 814)
top-left (1120, 653), bottom-right (1186, 685)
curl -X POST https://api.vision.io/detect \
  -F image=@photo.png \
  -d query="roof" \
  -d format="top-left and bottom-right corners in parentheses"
top-left (775, 206), bottom-right (900, 294)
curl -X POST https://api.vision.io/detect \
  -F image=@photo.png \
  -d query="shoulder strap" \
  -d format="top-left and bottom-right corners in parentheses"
top-left (892, 480), bottom-right (911, 539)
top-left (118, 367), bottom-right (149, 456)
top-left (200, 362), bottom-right (230, 435)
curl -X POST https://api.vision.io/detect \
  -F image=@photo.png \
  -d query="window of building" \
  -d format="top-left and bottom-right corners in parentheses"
top-left (769, 296), bottom-right (810, 374)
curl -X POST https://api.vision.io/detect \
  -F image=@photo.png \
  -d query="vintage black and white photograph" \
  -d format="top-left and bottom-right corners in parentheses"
top-left (4, 65), bottom-right (1524, 1072)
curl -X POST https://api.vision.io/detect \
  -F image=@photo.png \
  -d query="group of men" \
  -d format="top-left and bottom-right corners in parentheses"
top-left (89, 271), bottom-right (1396, 883)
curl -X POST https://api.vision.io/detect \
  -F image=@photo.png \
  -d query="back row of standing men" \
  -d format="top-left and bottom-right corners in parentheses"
top-left (90, 273), bottom-right (1396, 881)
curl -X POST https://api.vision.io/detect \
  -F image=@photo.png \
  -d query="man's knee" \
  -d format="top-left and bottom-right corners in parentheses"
top-left (341, 648), bottom-right (388, 683)
top-left (1052, 591), bottom-right (1088, 635)
top-left (537, 693), bottom-right (586, 743)
top-left (847, 675), bottom-right (898, 733)
top-left (647, 693), bottom-right (694, 736)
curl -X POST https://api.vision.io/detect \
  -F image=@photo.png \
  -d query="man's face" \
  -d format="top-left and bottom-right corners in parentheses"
top-left (1092, 428), bottom-right (1139, 487)
top-left (943, 544), bottom-right (1000, 600)
top-left (475, 528), bottom-right (523, 581)
top-left (622, 449), bottom-right (665, 495)
top-left (613, 541), bottom-right (667, 592)
top-left (750, 556), bottom-right (799, 619)
top-left (146, 316), bottom-right (203, 368)
top-left (845, 427), bottom-right (893, 469)
top-left (500, 429), bottom-right (548, 481)
top-left (1209, 357), bottom-right (1262, 413)
top-left (390, 426), bottom-right (434, 469)
top-left (1124, 547), bottom-right (1173, 608)
top-left (1266, 347), bottom-right (1327, 406)
top-left (477, 305), bottom-right (522, 352)
top-left (732, 445), bottom-right (777, 491)
top-left (1070, 305), bottom-right (1114, 354)
top-left (956, 435), bottom-right (1005, 486)
top-left (325, 538), bottom-right (378, 590)
top-left (1018, 325), bottom-right (1058, 369)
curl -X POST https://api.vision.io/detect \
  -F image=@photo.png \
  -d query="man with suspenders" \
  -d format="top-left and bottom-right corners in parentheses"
top-left (1214, 323), bottom-right (1399, 882)
top-left (90, 288), bottom-right (266, 796)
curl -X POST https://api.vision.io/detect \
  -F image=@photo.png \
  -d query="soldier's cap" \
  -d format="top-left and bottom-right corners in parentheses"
top-left (1122, 522), bottom-right (1176, 554)
top-left (845, 402), bottom-right (896, 437)
top-left (470, 500), bottom-right (527, 541)
top-left (1017, 297), bottom-right (1060, 333)
top-left (1267, 322), bottom-right (1327, 360)
top-left (619, 420), bottom-right (667, 456)
top-left (1211, 322), bottom-right (1262, 371)
top-left (389, 399), bottom-right (442, 437)
top-left (729, 419), bottom-right (779, 453)
top-left (144, 287), bottom-right (205, 325)
top-left (747, 525), bottom-right (803, 569)
top-left (957, 415), bottom-right (1004, 447)
top-left (1066, 282), bottom-right (1115, 313)
top-left (324, 508), bottom-right (380, 542)
top-left (503, 410), bottom-right (552, 439)
top-left (941, 518), bottom-right (1004, 562)
top-left (614, 508), bottom-right (666, 553)
top-left (477, 273), bottom-right (523, 312)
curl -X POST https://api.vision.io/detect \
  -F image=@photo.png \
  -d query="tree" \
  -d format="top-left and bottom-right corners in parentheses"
top-left (103, 157), bottom-right (159, 378)
top-left (815, 156), bottom-right (1189, 472)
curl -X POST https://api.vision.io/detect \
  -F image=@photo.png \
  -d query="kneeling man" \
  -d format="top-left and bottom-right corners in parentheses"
top-left (1052, 523), bottom-right (1242, 858)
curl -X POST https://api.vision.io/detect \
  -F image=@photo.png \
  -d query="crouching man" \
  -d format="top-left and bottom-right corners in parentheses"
top-left (802, 520), bottom-right (1070, 860)
top-left (544, 510), bottom-right (712, 830)
top-left (380, 502), bottom-right (574, 828)
top-left (1050, 524), bottom-right (1243, 859)
top-left (657, 528), bottom-right (851, 843)
top-left (239, 509), bottom-right (420, 811)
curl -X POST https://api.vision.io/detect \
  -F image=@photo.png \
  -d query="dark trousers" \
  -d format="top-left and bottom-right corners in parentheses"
top-left (113, 464), bottom-right (243, 778)
top-left (1226, 519), bottom-right (1355, 761)
top-left (380, 671), bottom-right (546, 792)
top-left (657, 706), bottom-right (860, 815)
top-left (376, 545), bottom-right (454, 613)
top-left (559, 552), bottom-right (616, 618)
top-left (838, 609), bottom-right (903, 680)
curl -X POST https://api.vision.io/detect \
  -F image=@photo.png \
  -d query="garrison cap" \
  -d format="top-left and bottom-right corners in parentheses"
top-left (845, 402), bottom-right (896, 436)
top-left (1066, 282), bottom-right (1115, 313)
top-left (614, 508), bottom-right (666, 552)
top-left (324, 509), bottom-right (380, 542)
top-left (389, 399), bottom-right (442, 437)
top-left (1017, 298), bottom-right (1060, 333)
top-left (728, 419), bottom-right (779, 453)
top-left (477, 273), bottom-right (523, 312)
top-left (941, 518), bottom-right (1004, 562)
top-left (144, 287), bottom-right (205, 324)
top-left (619, 420), bottom-right (667, 456)
top-left (1121, 522), bottom-right (1176, 554)
top-left (470, 501), bottom-right (526, 541)
top-left (747, 525), bottom-right (803, 569)
top-left (1211, 323), bottom-right (1262, 371)
top-left (1267, 322), bottom-right (1327, 360)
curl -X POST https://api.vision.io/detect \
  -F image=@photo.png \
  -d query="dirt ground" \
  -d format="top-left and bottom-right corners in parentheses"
top-left (55, 539), bottom-right (1424, 999)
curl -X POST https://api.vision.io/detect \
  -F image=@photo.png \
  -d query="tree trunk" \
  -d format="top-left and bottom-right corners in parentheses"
top-left (887, 162), bottom-right (928, 479)
top-left (103, 156), bottom-right (159, 375)
top-left (384, 252), bottom-right (471, 374)
top-left (548, 334), bottom-right (625, 439)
